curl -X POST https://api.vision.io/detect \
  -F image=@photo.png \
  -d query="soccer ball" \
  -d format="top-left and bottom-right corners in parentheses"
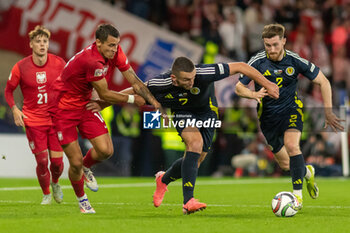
top-left (271, 191), bottom-right (298, 217)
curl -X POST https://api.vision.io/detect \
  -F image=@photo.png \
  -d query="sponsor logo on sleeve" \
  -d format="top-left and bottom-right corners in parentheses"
top-left (310, 63), bottom-right (315, 72)
top-left (218, 63), bottom-right (224, 74)
top-left (103, 66), bottom-right (109, 75)
top-left (94, 69), bottom-right (103, 77)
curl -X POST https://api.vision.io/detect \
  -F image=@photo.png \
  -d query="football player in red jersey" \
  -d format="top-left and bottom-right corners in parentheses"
top-left (53, 23), bottom-right (162, 213)
top-left (5, 25), bottom-right (65, 205)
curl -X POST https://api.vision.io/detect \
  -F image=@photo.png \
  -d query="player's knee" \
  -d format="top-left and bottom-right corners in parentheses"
top-left (186, 139), bottom-right (203, 153)
top-left (284, 142), bottom-right (301, 155)
top-left (36, 158), bottom-right (48, 169)
top-left (69, 158), bottom-right (83, 172)
top-left (70, 165), bottom-right (82, 175)
top-left (279, 161), bottom-right (290, 171)
top-left (35, 151), bottom-right (49, 168)
top-left (50, 156), bottom-right (63, 166)
top-left (97, 146), bottom-right (114, 160)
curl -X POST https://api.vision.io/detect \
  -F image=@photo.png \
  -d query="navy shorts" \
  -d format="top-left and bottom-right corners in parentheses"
top-left (173, 110), bottom-right (217, 152)
top-left (260, 108), bottom-right (303, 153)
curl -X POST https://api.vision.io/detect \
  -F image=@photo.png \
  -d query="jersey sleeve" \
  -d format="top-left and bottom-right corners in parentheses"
top-left (57, 56), bottom-right (66, 69)
top-left (4, 63), bottom-right (21, 108)
top-left (86, 60), bottom-right (106, 82)
top-left (293, 55), bottom-right (320, 81)
top-left (238, 74), bottom-right (252, 85)
top-left (115, 46), bottom-right (131, 72)
top-left (239, 59), bottom-right (259, 85)
top-left (197, 63), bottom-right (230, 82)
top-left (146, 71), bottom-right (171, 95)
top-left (146, 83), bottom-right (155, 96)
top-left (146, 78), bottom-right (159, 95)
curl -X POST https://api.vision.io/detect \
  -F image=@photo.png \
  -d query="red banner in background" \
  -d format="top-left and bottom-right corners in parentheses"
top-left (0, 0), bottom-right (203, 91)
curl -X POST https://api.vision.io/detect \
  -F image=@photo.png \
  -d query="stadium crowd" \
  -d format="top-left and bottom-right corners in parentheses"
top-left (0, 0), bottom-right (349, 177)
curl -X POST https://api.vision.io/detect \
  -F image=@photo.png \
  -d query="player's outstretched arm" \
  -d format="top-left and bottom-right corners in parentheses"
top-left (120, 87), bottom-right (136, 95)
top-left (312, 71), bottom-right (344, 132)
top-left (86, 100), bottom-right (111, 112)
top-left (122, 67), bottom-right (162, 109)
top-left (228, 62), bottom-right (279, 99)
top-left (86, 86), bottom-right (144, 112)
top-left (91, 78), bottom-right (145, 106)
top-left (122, 67), bottom-right (167, 118)
top-left (235, 81), bottom-right (268, 103)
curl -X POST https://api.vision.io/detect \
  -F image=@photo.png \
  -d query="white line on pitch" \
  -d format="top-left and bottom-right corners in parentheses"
top-left (0, 200), bottom-right (349, 209)
top-left (0, 178), bottom-right (292, 191)
top-left (1, 177), bottom-right (348, 192)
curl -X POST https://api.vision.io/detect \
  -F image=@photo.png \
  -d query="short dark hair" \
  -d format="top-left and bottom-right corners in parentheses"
top-left (28, 25), bottom-right (50, 41)
top-left (171, 57), bottom-right (195, 76)
top-left (95, 24), bottom-right (120, 43)
top-left (262, 23), bottom-right (285, 39)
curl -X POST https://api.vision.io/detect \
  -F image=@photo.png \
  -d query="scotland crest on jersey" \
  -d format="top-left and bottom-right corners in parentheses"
top-left (36, 71), bottom-right (47, 84)
top-left (285, 67), bottom-right (295, 76)
top-left (190, 87), bottom-right (200, 95)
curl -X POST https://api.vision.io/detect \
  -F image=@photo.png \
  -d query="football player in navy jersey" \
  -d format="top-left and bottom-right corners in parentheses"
top-left (235, 23), bottom-right (344, 210)
top-left (145, 57), bottom-right (279, 214)
top-left (89, 56), bottom-right (279, 214)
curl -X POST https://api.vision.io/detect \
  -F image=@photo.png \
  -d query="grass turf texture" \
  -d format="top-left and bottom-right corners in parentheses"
top-left (0, 177), bottom-right (349, 233)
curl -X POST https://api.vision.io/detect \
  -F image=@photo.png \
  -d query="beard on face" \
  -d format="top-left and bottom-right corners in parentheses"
top-left (269, 49), bottom-right (283, 61)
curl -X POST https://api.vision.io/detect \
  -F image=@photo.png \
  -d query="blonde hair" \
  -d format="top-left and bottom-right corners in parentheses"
top-left (262, 24), bottom-right (285, 39)
top-left (28, 25), bottom-right (51, 41)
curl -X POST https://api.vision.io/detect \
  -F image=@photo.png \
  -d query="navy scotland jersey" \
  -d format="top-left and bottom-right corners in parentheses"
top-left (239, 50), bottom-right (320, 121)
top-left (147, 63), bottom-right (230, 114)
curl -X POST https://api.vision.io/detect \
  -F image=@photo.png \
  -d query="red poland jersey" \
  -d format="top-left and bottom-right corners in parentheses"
top-left (57, 42), bottom-right (130, 110)
top-left (5, 54), bottom-right (66, 126)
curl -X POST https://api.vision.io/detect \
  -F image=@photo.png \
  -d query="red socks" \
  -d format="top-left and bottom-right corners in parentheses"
top-left (83, 149), bottom-right (100, 168)
top-left (50, 157), bottom-right (64, 183)
top-left (35, 151), bottom-right (50, 195)
top-left (70, 176), bottom-right (85, 198)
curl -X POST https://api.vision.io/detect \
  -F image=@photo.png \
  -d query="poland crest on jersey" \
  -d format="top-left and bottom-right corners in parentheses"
top-left (36, 71), bottom-right (47, 84)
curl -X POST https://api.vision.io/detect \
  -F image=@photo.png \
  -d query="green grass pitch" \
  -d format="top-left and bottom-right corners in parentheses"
top-left (0, 177), bottom-right (349, 233)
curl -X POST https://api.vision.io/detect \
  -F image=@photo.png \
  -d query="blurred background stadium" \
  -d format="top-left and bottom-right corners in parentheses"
top-left (0, 0), bottom-right (349, 178)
